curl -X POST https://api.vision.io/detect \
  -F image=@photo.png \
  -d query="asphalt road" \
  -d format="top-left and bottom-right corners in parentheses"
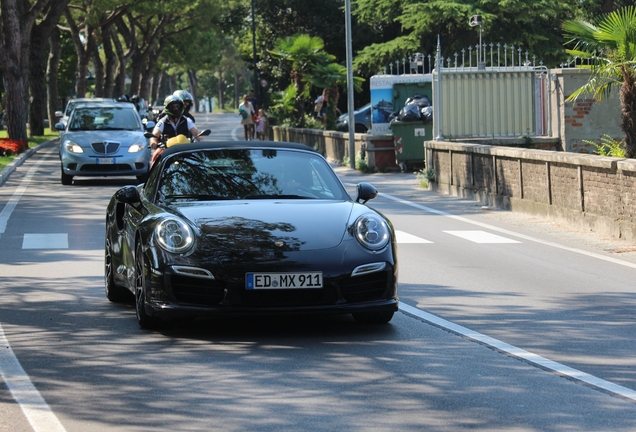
top-left (1, 112), bottom-right (635, 431)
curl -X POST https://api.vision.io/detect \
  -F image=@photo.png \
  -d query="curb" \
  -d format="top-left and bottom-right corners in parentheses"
top-left (0, 138), bottom-right (58, 187)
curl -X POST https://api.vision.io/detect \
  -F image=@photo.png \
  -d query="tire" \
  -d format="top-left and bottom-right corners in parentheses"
top-left (352, 311), bottom-right (394, 324)
top-left (105, 236), bottom-right (129, 302)
top-left (61, 167), bottom-right (73, 185)
top-left (135, 241), bottom-right (160, 330)
top-left (355, 124), bottom-right (368, 134)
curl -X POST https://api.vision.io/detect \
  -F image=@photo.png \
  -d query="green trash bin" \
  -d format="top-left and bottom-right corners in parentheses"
top-left (390, 120), bottom-right (431, 172)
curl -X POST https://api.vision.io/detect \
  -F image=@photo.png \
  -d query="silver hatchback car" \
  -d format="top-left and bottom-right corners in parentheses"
top-left (56, 101), bottom-right (154, 185)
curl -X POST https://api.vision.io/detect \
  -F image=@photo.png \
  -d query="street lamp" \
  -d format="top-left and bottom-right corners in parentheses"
top-left (469, 15), bottom-right (484, 69)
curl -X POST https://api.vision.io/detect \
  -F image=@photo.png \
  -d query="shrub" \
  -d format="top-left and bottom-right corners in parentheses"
top-left (0, 139), bottom-right (28, 157)
top-left (583, 135), bottom-right (626, 158)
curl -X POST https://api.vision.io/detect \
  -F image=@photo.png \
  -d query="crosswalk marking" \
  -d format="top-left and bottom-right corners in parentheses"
top-left (22, 234), bottom-right (68, 249)
top-left (444, 230), bottom-right (520, 244)
top-left (395, 230), bottom-right (432, 244)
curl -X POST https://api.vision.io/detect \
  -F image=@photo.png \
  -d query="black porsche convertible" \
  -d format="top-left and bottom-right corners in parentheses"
top-left (104, 141), bottom-right (398, 329)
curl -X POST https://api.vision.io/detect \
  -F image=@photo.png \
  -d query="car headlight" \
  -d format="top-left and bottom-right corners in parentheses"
top-left (353, 214), bottom-right (390, 250)
top-left (155, 217), bottom-right (194, 253)
top-left (63, 140), bottom-right (83, 153)
top-left (128, 140), bottom-right (147, 153)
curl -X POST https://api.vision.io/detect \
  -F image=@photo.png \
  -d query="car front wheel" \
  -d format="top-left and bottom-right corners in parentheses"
top-left (105, 235), bottom-right (129, 302)
top-left (61, 166), bottom-right (73, 185)
top-left (135, 241), bottom-right (160, 330)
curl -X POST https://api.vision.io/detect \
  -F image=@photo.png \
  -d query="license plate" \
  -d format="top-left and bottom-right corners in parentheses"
top-left (246, 272), bottom-right (323, 289)
top-left (95, 158), bottom-right (115, 164)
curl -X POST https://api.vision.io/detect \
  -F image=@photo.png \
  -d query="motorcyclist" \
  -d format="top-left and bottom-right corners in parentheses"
top-left (149, 95), bottom-right (202, 151)
top-left (173, 90), bottom-right (195, 122)
top-left (155, 90), bottom-right (195, 122)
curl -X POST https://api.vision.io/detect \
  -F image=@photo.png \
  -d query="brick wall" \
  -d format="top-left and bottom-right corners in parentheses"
top-left (425, 141), bottom-right (636, 241)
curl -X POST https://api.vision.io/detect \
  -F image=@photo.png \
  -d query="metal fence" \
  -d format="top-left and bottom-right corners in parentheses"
top-left (380, 40), bottom-right (552, 140)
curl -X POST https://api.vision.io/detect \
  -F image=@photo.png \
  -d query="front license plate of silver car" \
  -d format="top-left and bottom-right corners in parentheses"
top-left (246, 272), bottom-right (323, 289)
top-left (95, 157), bottom-right (115, 164)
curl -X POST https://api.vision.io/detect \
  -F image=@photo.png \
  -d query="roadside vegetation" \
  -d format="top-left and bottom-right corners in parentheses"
top-left (0, 1), bottom-right (633, 158)
top-left (0, 131), bottom-right (57, 172)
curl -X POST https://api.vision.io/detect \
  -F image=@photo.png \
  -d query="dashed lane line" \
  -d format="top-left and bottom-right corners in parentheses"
top-left (378, 190), bottom-right (636, 270)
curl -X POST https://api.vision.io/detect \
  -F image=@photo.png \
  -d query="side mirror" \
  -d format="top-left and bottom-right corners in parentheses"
top-left (198, 129), bottom-right (211, 137)
top-left (54, 111), bottom-right (63, 118)
top-left (144, 121), bottom-right (156, 130)
top-left (356, 182), bottom-right (378, 204)
top-left (54, 123), bottom-right (65, 131)
top-left (144, 131), bottom-right (155, 139)
top-left (115, 185), bottom-right (141, 206)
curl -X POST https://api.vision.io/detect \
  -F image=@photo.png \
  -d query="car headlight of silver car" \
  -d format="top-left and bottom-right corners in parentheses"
top-left (128, 139), bottom-right (147, 153)
top-left (63, 139), bottom-right (83, 153)
top-left (155, 217), bottom-right (194, 253)
top-left (353, 214), bottom-right (390, 251)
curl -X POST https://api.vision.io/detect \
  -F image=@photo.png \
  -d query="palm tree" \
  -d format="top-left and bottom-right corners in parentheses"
top-left (311, 62), bottom-right (364, 131)
top-left (563, 6), bottom-right (636, 157)
top-left (269, 34), bottom-right (329, 127)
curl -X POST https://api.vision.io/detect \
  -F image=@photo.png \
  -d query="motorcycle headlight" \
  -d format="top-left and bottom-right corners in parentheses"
top-left (155, 217), bottom-right (194, 253)
top-left (128, 140), bottom-right (146, 153)
top-left (353, 214), bottom-right (390, 251)
top-left (63, 140), bottom-right (83, 153)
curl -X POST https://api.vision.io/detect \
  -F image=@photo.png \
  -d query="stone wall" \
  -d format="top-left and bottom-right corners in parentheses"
top-left (271, 126), bottom-right (399, 170)
top-left (425, 140), bottom-right (636, 241)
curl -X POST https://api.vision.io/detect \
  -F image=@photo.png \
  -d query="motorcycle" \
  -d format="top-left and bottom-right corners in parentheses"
top-left (145, 129), bottom-right (211, 165)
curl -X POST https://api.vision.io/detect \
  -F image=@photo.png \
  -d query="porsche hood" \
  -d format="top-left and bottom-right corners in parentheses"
top-left (174, 200), bottom-right (357, 251)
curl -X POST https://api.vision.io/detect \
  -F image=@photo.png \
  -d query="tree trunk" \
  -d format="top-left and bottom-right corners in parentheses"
top-left (0, 0), bottom-right (38, 142)
top-left (47, 27), bottom-right (62, 132)
top-left (102, 25), bottom-right (117, 98)
top-left (28, 24), bottom-right (47, 136)
top-left (620, 78), bottom-right (636, 158)
top-left (217, 68), bottom-right (224, 109)
top-left (187, 70), bottom-right (198, 111)
top-left (92, 45), bottom-right (105, 97)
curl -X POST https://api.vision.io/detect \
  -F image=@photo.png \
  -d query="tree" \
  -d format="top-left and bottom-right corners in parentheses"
top-left (0, 0), bottom-right (50, 142)
top-left (352, 0), bottom-right (580, 75)
top-left (269, 34), bottom-right (331, 127)
top-left (563, 6), bottom-right (636, 157)
top-left (28, 0), bottom-right (70, 136)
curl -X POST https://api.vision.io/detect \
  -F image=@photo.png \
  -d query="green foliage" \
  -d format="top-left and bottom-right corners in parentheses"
top-left (564, 6), bottom-right (636, 157)
top-left (342, 152), bottom-right (375, 173)
top-left (267, 85), bottom-right (299, 127)
top-left (352, 0), bottom-right (579, 74)
top-left (416, 168), bottom-right (435, 188)
top-left (583, 134), bottom-right (627, 157)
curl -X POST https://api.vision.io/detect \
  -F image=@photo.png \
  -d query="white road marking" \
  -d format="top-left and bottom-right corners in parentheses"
top-left (399, 303), bottom-right (636, 402)
top-left (0, 324), bottom-right (67, 431)
top-left (22, 233), bottom-right (68, 249)
top-left (378, 191), bottom-right (636, 270)
top-left (395, 230), bottom-right (432, 243)
top-left (0, 148), bottom-right (67, 430)
top-left (0, 148), bottom-right (54, 236)
top-left (444, 230), bottom-right (520, 244)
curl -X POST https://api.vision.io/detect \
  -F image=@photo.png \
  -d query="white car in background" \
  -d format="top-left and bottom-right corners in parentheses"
top-left (55, 97), bottom-right (116, 128)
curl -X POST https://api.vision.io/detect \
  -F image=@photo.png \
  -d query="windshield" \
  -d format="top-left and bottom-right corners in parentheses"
top-left (157, 149), bottom-right (349, 203)
top-left (68, 106), bottom-right (141, 131)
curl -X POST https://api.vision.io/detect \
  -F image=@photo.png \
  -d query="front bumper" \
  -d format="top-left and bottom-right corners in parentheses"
top-left (61, 151), bottom-right (150, 177)
top-left (144, 263), bottom-right (398, 319)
